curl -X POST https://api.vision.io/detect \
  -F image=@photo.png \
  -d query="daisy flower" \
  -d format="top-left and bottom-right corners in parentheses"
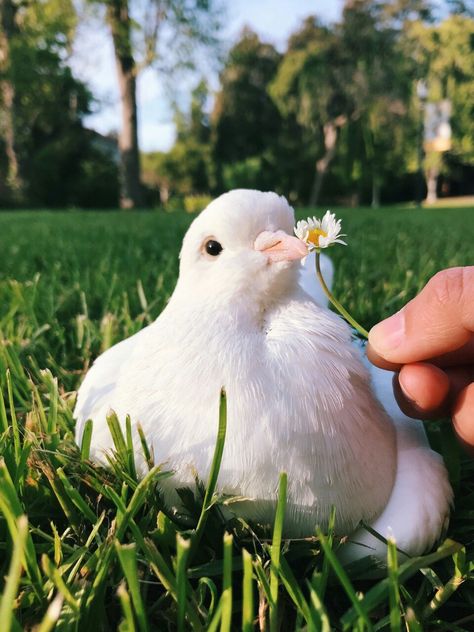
top-left (294, 210), bottom-right (367, 338)
top-left (294, 211), bottom-right (346, 250)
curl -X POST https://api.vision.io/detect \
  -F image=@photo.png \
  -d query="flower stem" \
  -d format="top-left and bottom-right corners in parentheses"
top-left (315, 251), bottom-right (369, 339)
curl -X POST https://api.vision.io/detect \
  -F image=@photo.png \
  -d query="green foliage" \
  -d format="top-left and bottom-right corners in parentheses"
top-left (212, 29), bottom-right (282, 163)
top-left (221, 157), bottom-right (263, 191)
top-left (0, 0), bottom-right (119, 208)
top-left (211, 29), bottom-right (309, 192)
top-left (142, 81), bottom-right (215, 204)
top-left (183, 194), bottom-right (213, 214)
top-left (151, 3), bottom-right (474, 207)
top-left (421, 15), bottom-right (474, 165)
top-left (143, 31), bottom-right (309, 202)
top-left (270, 18), bottom-right (350, 129)
top-left (0, 207), bottom-right (473, 629)
top-left (3, 0), bottom-right (473, 209)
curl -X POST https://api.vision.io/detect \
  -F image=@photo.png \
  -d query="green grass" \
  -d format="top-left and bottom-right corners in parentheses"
top-left (0, 206), bottom-right (473, 631)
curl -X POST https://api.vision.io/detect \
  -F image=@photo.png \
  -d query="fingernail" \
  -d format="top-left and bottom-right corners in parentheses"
top-left (369, 310), bottom-right (405, 355)
top-left (398, 372), bottom-right (417, 404)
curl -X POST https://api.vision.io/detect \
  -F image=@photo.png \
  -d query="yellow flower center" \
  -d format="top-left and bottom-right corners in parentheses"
top-left (307, 228), bottom-right (328, 246)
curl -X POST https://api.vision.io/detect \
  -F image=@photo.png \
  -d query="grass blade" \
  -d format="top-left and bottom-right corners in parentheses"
top-left (253, 558), bottom-right (274, 608)
top-left (56, 467), bottom-right (97, 524)
top-left (0, 459), bottom-right (44, 600)
top-left (221, 533), bottom-right (233, 632)
top-left (144, 539), bottom-right (203, 630)
top-left (0, 515), bottom-right (28, 632)
top-left (80, 419), bottom-right (93, 460)
top-left (0, 379), bottom-right (8, 433)
top-left (341, 539), bottom-right (463, 628)
top-left (36, 595), bottom-right (64, 632)
top-left (137, 422), bottom-right (154, 470)
top-left (47, 373), bottom-right (59, 437)
top-left (313, 505), bottom-right (336, 601)
top-left (125, 414), bottom-right (138, 480)
top-left (206, 600), bottom-right (223, 632)
top-left (421, 545), bottom-right (467, 619)
top-left (107, 410), bottom-right (128, 461)
top-left (41, 554), bottom-right (80, 613)
top-left (176, 535), bottom-right (191, 632)
top-left (278, 557), bottom-right (313, 625)
top-left (191, 389), bottom-right (227, 558)
top-left (316, 527), bottom-right (373, 631)
top-left (117, 581), bottom-right (137, 632)
top-left (242, 549), bottom-right (254, 632)
top-left (116, 542), bottom-right (149, 632)
top-left (197, 577), bottom-right (218, 622)
top-left (6, 369), bottom-right (20, 462)
top-left (307, 577), bottom-right (331, 632)
top-left (387, 536), bottom-right (401, 632)
top-left (36, 460), bottom-right (83, 534)
top-left (66, 511), bottom-right (106, 584)
top-left (270, 471), bottom-right (287, 632)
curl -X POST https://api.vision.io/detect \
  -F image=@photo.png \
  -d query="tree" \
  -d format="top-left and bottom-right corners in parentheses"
top-left (212, 28), bottom-right (297, 194)
top-left (403, 13), bottom-right (474, 201)
top-left (0, 0), bottom-right (23, 201)
top-left (0, 0), bottom-right (119, 208)
top-left (105, 0), bottom-right (142, 208)
top-left (446, 0), bottom-right (474, 16)
top-left (213, 30), bottom-right (281, 159)
top-left (173, 79), bottom-right (214, 194)
top-left (339, 1), bottom-right (416, 207)
top-left (270, 17), bottom-right (353, 206)
top-left (94, 0), bottom-right (221, 208)
top-left (142, 80), bottom-right (213, 202)
top-left (268, 2), bottom-right (439, 207)
top-left (144, 0), bottom-right (473, 207)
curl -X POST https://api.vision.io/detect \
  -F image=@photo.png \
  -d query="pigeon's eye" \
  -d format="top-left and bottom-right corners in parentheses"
top-left (204, 239), bottom-right (223, 257)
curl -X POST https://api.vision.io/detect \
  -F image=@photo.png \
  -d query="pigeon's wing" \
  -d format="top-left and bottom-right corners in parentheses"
top-left (300, 255), bottom-right (450, 560)
top-left (74, 327), bottom-right (149, 443)
top-left (339, 363), bottom-right (453, 563)
top-left (298, 251), bottom-right (334, 308)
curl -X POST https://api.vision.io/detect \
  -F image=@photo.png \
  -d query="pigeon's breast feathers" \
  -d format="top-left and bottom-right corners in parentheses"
top-left (75, 189), bottom-right (400, 534)
top-left (174, 190), bottom-right (308, 317)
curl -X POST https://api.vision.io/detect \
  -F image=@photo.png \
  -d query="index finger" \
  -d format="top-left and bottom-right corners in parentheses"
top-left (368, 335), bottom-right (474, 371)
top-left (368, 267), bottom-right (474, 364)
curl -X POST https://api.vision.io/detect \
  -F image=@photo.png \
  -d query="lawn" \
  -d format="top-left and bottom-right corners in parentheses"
top-left (0, 206), bottom-right (473, 631)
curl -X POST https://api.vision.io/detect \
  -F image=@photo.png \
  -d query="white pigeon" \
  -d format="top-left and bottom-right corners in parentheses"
top-left (74, 189), bottom-right (452, 561)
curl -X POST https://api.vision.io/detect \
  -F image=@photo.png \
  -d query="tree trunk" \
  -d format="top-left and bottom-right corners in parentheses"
top-left (309, 121), bottom-right (339, 207)
top-left (0, 0), bottom-right (24, 202)
top-left (371, 177), bottom-right (381, 208)
top-left (106, 0), bottom-right (143, 209)
top-left (425, 165), bottom-right (438, 204)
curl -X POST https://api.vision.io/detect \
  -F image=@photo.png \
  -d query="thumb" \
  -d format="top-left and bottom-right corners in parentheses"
top-left (368, 267), bottom-right (474, 364)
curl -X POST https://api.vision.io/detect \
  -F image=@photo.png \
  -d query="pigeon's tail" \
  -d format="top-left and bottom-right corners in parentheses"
top-left (337, 429), bottom-right (452, 565)
top-left (337, 364), bottom-right (453, 568)
top-left (298, 251), bottom-right (334, 308)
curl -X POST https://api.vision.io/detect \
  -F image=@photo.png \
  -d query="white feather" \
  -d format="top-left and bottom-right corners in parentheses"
top-left (298, 250), bottom-right (334, 309)
top-left (75, 189), bottom-right (452, 559)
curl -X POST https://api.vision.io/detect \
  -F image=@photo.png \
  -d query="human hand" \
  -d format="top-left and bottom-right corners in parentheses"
top-left (367, 267), bottom-right (474, 451)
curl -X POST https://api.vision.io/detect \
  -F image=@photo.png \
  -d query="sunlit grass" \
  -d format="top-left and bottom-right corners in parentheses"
top-left (0, 206), bottom-right (473, 630)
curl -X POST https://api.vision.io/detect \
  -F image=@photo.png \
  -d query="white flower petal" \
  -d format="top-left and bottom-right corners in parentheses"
top-left (294, 221), bottom-right (309, 241)
top-left (294, 210), bottom-right (347, 250)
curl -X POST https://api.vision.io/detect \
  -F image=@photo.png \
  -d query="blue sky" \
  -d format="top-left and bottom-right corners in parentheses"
top-left (71, 0), bottom-right (344, 152)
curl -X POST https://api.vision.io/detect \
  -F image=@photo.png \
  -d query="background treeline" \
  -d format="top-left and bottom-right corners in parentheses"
top-left (0, 0), bottom-right (120, 208)
top-left (1, 0), bottom-right (473, 209)
top-left (145, 1), bottom-right (474, 208)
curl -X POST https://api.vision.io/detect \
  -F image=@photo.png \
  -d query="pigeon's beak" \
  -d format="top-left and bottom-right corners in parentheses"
top-left (254, 230), bottom-right (308, 263)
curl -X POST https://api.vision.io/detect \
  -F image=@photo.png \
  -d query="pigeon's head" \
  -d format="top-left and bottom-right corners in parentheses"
top-left (177, 190), bottom-right (307, 309)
